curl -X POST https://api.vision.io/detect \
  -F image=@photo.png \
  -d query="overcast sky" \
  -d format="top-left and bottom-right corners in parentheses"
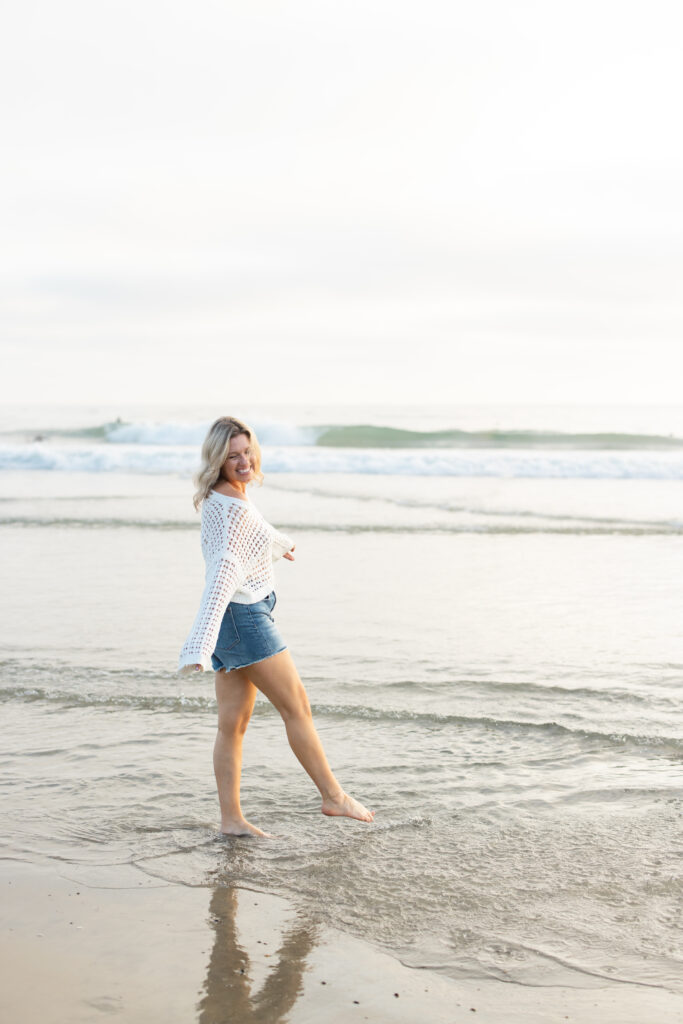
top-left (2, 0), bottom-right (682, 407)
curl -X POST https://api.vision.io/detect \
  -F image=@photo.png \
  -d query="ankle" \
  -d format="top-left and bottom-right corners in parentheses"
top-left (220, 810), bottom-right (245, 826)
top-left (321, 785), bottom-right (344, 804)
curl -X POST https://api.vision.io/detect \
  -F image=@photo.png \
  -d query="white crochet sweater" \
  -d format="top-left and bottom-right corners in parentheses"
top-left (178, 491), bottom-right (294, 674)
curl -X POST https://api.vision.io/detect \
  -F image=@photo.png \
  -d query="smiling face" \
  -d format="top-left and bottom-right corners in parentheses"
top-left (220, 433), bottom-right (254, 489)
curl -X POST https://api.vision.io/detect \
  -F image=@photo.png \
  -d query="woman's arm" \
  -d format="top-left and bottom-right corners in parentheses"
top-left (270, 526), bottom-right (295, 562)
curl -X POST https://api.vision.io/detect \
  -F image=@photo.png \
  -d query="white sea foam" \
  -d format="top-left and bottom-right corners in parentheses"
top-left (2, 442), bottom-right (683, 478)
top-left (0, 443), bottom-right (198, 474)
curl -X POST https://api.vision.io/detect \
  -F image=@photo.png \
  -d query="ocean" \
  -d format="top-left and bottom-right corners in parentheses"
top-left (1, 403), bottom-right (682, 994)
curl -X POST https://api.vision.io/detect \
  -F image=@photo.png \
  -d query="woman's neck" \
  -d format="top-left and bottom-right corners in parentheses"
top-left (213, 480), bottom-right (249, 501)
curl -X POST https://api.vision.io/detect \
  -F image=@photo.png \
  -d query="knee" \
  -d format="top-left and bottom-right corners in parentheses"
top-left (217, 709), bottom-right (252, 737)
top-left (279, 687), bottom-right (312, 723)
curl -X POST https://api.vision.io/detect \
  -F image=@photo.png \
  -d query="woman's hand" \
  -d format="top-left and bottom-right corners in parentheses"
top-left (283, 545), bottom-right (296, 561)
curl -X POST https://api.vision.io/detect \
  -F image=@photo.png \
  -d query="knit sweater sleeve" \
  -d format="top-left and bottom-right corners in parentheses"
top-left (270, 525), bottom-right (295, 562)
top-left (177, 501), bottom-right (266, 675)
top-left (177, 554), bottom-right (245, 674)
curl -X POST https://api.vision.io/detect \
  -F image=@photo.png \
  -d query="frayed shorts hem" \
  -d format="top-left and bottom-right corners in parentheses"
top-left (213, 646), bottom-right (288, 674)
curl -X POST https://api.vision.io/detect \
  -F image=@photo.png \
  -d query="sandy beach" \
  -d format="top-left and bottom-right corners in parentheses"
top-left (2, 859), bottom-right (681, 1024)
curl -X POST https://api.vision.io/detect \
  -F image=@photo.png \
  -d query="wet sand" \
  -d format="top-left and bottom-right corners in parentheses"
top-left (1, 860), bottom-right (680, 1024)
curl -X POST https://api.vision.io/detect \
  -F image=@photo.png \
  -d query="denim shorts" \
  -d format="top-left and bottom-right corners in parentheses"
top-left (210, 591), bottom-right (287, 673)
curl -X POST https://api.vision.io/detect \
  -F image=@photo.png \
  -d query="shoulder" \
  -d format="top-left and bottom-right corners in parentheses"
top-left (203, 492), bottom-right (258, 530)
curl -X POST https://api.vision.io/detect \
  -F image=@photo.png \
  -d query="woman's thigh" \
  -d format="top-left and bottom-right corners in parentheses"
top-left (238, 650), bottom-right (310, 718)
top-left (215, 670), bottom-right (257, 729)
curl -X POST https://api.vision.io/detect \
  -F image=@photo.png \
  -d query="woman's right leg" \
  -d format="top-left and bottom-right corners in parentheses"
top-left (241, 650), bottom-right (375, 823)
top-left (214, 669), bottom-right (269, 836)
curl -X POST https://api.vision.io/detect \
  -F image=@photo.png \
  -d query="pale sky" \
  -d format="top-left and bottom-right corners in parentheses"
top-left (2, 0), bottom-right (682, 406)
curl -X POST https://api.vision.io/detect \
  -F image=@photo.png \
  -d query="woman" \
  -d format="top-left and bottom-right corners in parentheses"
top-left (179, 416), bottom-right (374, 836)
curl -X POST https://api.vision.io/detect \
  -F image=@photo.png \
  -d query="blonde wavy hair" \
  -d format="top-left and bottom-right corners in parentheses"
top-left (192, 416), bottom-right (264, 510)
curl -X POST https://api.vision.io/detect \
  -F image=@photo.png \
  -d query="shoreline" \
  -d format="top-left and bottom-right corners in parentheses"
top-left (2, 859), bottom-right (681, 1024)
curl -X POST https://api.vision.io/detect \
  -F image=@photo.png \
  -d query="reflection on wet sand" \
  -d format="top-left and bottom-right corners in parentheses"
top-left (198, 887), bottom-right (318, 1024)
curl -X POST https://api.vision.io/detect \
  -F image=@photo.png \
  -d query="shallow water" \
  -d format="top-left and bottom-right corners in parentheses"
top-left (2, 451), bottom-right (682, 993)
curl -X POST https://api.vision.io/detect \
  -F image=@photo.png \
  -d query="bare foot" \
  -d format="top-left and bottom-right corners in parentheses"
top-left (321, 791), bottom-right (375, 823)
top-left (220, 818), bottom-right (273, 838)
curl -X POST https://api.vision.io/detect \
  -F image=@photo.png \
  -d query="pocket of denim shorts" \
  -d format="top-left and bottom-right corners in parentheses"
top-left (215, 607), bottom-right (240, 652)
